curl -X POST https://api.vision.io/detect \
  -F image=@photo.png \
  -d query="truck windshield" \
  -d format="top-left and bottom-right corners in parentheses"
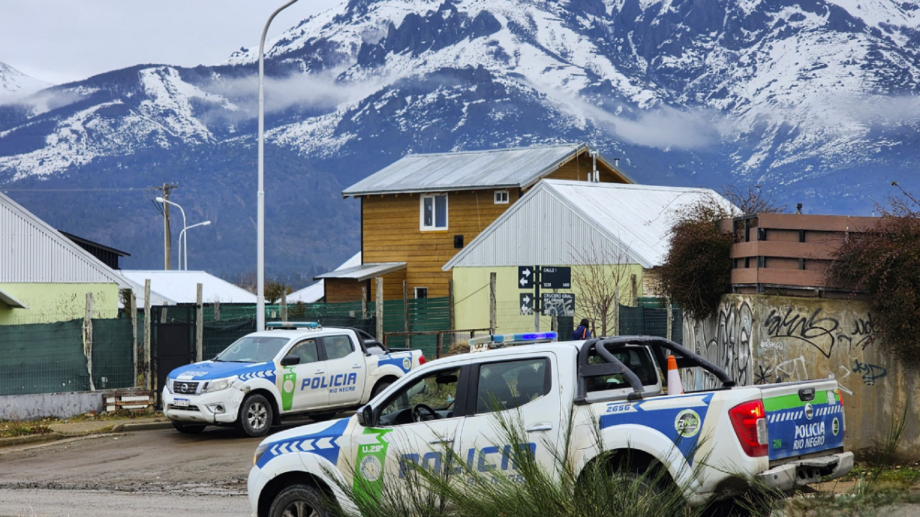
top-left (215, 336), bottom-right (290, 363)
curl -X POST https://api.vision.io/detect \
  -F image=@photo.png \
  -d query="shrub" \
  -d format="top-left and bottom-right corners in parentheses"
top-left (657, 196), bottom-right (735, 321)
top-left (828, 185), bottom-right (920, 365)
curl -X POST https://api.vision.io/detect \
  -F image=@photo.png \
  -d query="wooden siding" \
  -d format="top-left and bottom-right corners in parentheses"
top-left (540, 156), bottom-right (626, 185)
top-left (324, 278), bottom-right (367, 304)
top-left (364, 189), bottom-right (517, 299)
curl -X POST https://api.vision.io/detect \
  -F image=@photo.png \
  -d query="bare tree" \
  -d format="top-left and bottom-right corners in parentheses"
top-left (570, 238), bottom-right (633, 337)
top-left (721, 184), bottom-right (786, 215)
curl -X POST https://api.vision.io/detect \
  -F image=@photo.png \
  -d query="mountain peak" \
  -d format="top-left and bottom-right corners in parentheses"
top-left (0, 61), bottom-right (49, 101)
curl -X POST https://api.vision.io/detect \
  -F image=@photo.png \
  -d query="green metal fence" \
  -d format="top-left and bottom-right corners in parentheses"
top-left (0, 319), bottom-right (89, 396)
top-left (92, 318), bottom-right (136, 391)
top-left (618, 301), bottom-right (683, 344)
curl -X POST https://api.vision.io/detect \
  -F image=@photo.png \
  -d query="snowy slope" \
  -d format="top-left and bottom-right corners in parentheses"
top-left (0, 62), bottom-right (48, 101)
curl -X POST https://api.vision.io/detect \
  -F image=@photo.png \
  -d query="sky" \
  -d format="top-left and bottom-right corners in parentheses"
top-left (0, 0), bottom-right (342, 85)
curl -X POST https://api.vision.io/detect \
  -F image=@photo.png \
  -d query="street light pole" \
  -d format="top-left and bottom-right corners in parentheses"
top-left (258, 0), bottom-right (299, 331)
top-left (179, 221), bottom-right (211, 270)
top-left (156, 197), bottom-right (186, 270)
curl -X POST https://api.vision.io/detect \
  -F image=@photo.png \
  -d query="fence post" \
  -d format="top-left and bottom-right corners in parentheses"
top-left (448, 280), bottom-right (455, 346)
top-left (281, 290), bottom-right (288, 323)
top-left (361, 286), bottom-right (368, 321)
top-left (131, 291), bottom-right (138, 387)
top-left (84, 292), bottom-right (96, 392)
top-left (144, 280), bottom-right (151, 392)
top-left (437, 332), bottom-right (444, 359)
top-left (196, 283), bottom-right (204, 363)
top-left (630, 274), bottom-right (638, 306)
top-left (666, 296), bottom-right (673, 342)
top-left (375, 277), bottom-right (384, 342)
top-left (214, 300), bottom-right (220, 322)
top-left (402, 280), bottom-right (409, 336)
top-left (489, 272), bottom-right (496, 335)
top-left (613, 285), bottom-right (620, 336)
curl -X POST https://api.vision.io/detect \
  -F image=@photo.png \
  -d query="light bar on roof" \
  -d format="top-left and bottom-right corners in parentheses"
top-left (266, 322), bottom-right (321, 330)
top-left (469, 332), bottom-right (557, 352)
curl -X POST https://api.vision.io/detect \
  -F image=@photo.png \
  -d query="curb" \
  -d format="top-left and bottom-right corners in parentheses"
top-left (0, 432), bottom-right (65, 448)
top-left (112, 421), bottom-right (174, 432)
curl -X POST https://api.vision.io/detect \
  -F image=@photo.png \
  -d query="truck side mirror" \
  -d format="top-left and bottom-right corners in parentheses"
top-left (280, 355), bottom-right (300, 366)
top-left (357, 405), bottom-right (373, 427)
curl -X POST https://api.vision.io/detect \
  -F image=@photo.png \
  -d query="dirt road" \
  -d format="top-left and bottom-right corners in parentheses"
top-left (0, 424), bottom-right (308, 517)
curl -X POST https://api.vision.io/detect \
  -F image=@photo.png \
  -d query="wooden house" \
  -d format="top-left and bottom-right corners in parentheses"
top-left (319, 143), bottom-right (633, 303)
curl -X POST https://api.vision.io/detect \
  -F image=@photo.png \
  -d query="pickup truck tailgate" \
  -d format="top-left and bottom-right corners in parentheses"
top-left (761, 380), bottom-right (845, 461)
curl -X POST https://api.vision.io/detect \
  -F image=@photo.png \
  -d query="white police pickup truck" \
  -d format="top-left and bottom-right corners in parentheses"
top-left (247, 333), bottom-right (853, 516)
top-left (162, 323), bottom-right (425, 437)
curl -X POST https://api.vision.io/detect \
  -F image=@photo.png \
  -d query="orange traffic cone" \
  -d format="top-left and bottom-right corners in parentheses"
top-left (667, 355), bottom-right (683, 395)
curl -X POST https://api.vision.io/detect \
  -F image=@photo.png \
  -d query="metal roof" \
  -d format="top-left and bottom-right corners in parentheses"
top-left (342, 143), bottom-right (633, 197)
top-left (0, 191), bottom-right (130, 286)
top-left (120, 270), bottom-right (257, 304)
top-left (443, 180), bottom-right (737, 270)
top-left (289, 252), bottom-right (362, 303)
top-left (0, 287), bottom-right (28, 309)
top-left (59, 231), bottom-right (131, 257)
top-left (315, 262), bottom-right (406, 282)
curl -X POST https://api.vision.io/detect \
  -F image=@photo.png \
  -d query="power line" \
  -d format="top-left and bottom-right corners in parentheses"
top-left (0, 187), bottom-right (148, 192)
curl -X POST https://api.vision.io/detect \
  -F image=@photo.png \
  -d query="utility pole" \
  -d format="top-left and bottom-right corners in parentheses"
top-left (150, 183), bottom-right (179, 270)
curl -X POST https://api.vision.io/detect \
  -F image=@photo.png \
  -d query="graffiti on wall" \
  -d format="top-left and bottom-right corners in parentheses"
top-left (684, 301), bottom-right (753, 389)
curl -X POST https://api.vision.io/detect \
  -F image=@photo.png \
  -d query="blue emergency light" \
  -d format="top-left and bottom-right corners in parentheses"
top-left (266, 322), bottom-right (321, 329)
top-left (469, 331), bottom-right (557, 348)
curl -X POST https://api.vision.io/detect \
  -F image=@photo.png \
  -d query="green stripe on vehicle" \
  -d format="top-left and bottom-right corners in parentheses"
top-left (763, 390), bottom-right (829, 412)
top-left (353, 428), bottom-right (393, 503)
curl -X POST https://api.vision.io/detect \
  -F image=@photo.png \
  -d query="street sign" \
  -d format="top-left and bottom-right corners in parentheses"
top-left (542, 293), bottom-right (575, 316)
top-left (541, 267), bottom-right (571, 289)
top-left (520, 293), bottom-right (534, 315)
top-left (518, 266), bottom-right (534, 289)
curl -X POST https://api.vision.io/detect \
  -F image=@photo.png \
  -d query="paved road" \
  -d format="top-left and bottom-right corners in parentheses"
top-left (0, 422), bottom-right (315, 517)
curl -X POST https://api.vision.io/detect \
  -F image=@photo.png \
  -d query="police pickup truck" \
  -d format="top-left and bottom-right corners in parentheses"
top-left (248, 333), bottom-right (853, 516)
top-left (163, 323), bottom-right (425, 437)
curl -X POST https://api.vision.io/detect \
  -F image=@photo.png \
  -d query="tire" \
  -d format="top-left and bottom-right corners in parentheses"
top-left (309, 411), bottom-right (337, 422)
top-left (371, 380), bottom-right (391, 399)
top-left (236, 394), bottom-right (273, 437)
top-left (172, 421), bottom-right (206, 434)
top-left (268, 484), bottom-right (330, 517)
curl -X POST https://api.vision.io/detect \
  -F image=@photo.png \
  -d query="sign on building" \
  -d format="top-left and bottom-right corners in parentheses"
top-left (542, 293), bottom-right (575, 316)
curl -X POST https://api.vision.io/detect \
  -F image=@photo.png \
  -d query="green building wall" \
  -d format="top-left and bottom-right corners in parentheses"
top-left (0, 283), bottom-right (120, 324)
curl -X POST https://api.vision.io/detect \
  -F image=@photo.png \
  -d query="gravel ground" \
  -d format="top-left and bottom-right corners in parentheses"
top-left (0, 422), bottom-right (314, 517)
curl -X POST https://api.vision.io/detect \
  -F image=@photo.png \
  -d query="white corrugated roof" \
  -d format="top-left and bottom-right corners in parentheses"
top-left (121, 270), bottom-right (256, 304)
top-left (444, 180), bottom-right (737, 270)
top-left (315, 262), bottom-right (406, 282)
top-left (288, 252), bottom-right (361, 303)
top-left (342, 143), bottom-right (633, 197)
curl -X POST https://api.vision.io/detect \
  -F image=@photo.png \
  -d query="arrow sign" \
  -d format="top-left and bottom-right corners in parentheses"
top-left (518, 266), bottom-right (534, 289)
top-left (520, 293), bottom-right (534, 315)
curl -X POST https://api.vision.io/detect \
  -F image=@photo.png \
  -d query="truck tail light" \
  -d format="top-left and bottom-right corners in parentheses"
top-left (729, 400), bottom-right (768, 457)
top-left (418, 355), bottom-right (426, 366)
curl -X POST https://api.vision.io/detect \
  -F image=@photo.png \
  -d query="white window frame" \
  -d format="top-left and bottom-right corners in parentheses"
top-left (414, 287), bottom-right (429, 299)
top-left (419, 193), bottom-right (449, 231)
top-left (494, 190), bottom-right (509, 204)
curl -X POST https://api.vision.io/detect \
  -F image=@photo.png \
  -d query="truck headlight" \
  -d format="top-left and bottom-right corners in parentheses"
top-left (166, 378), bottom-right (175, 394)
top-left (254, 442), bottom-right (270, 466)
top-left (204, 377), bottom-right (235, 393)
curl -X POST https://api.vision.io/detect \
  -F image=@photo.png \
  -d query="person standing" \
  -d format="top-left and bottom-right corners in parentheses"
top-left (573, 318), bottom-right (591, 340)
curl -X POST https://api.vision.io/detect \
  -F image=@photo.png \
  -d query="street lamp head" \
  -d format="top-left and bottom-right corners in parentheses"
top-left (155, 196), bottom-right (165, 203)
top-left (202, 221), bottom-right (212, 226)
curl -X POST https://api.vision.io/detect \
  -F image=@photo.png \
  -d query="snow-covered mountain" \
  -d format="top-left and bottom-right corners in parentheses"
top-left (0, 61), bottom-right (48, 102)
top-left (1, 0), bottom-right (919, 275)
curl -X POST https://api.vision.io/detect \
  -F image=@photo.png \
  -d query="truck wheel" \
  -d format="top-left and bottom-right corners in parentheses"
top-left (268, 484), bottom-right (329, 517)
top-left (172, 421), bottom-right (206, 434)
top-left (309, 411), bottom-right (337, 422)
top-left (236, 394), bottom-right (273, 437)
top-left (371, 381), bottom-right (391, 399)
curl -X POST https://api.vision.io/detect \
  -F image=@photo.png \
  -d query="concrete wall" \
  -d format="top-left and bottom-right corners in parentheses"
top-left (452, 264), bottom-right (645, 333)
top-left (0, 391), bottom-right (104, 421)
top-left (684, 294), bottom-right (917, 460)
top-left (0, 283), bottom-right (119, 324)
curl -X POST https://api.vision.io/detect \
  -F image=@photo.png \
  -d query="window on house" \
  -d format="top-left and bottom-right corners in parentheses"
top-left (420, 194), bottom-right (448, 230)
top-left (414, 287), bottom-right (428, 299)
top-left (494, 190), bottom-right (509, 204)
